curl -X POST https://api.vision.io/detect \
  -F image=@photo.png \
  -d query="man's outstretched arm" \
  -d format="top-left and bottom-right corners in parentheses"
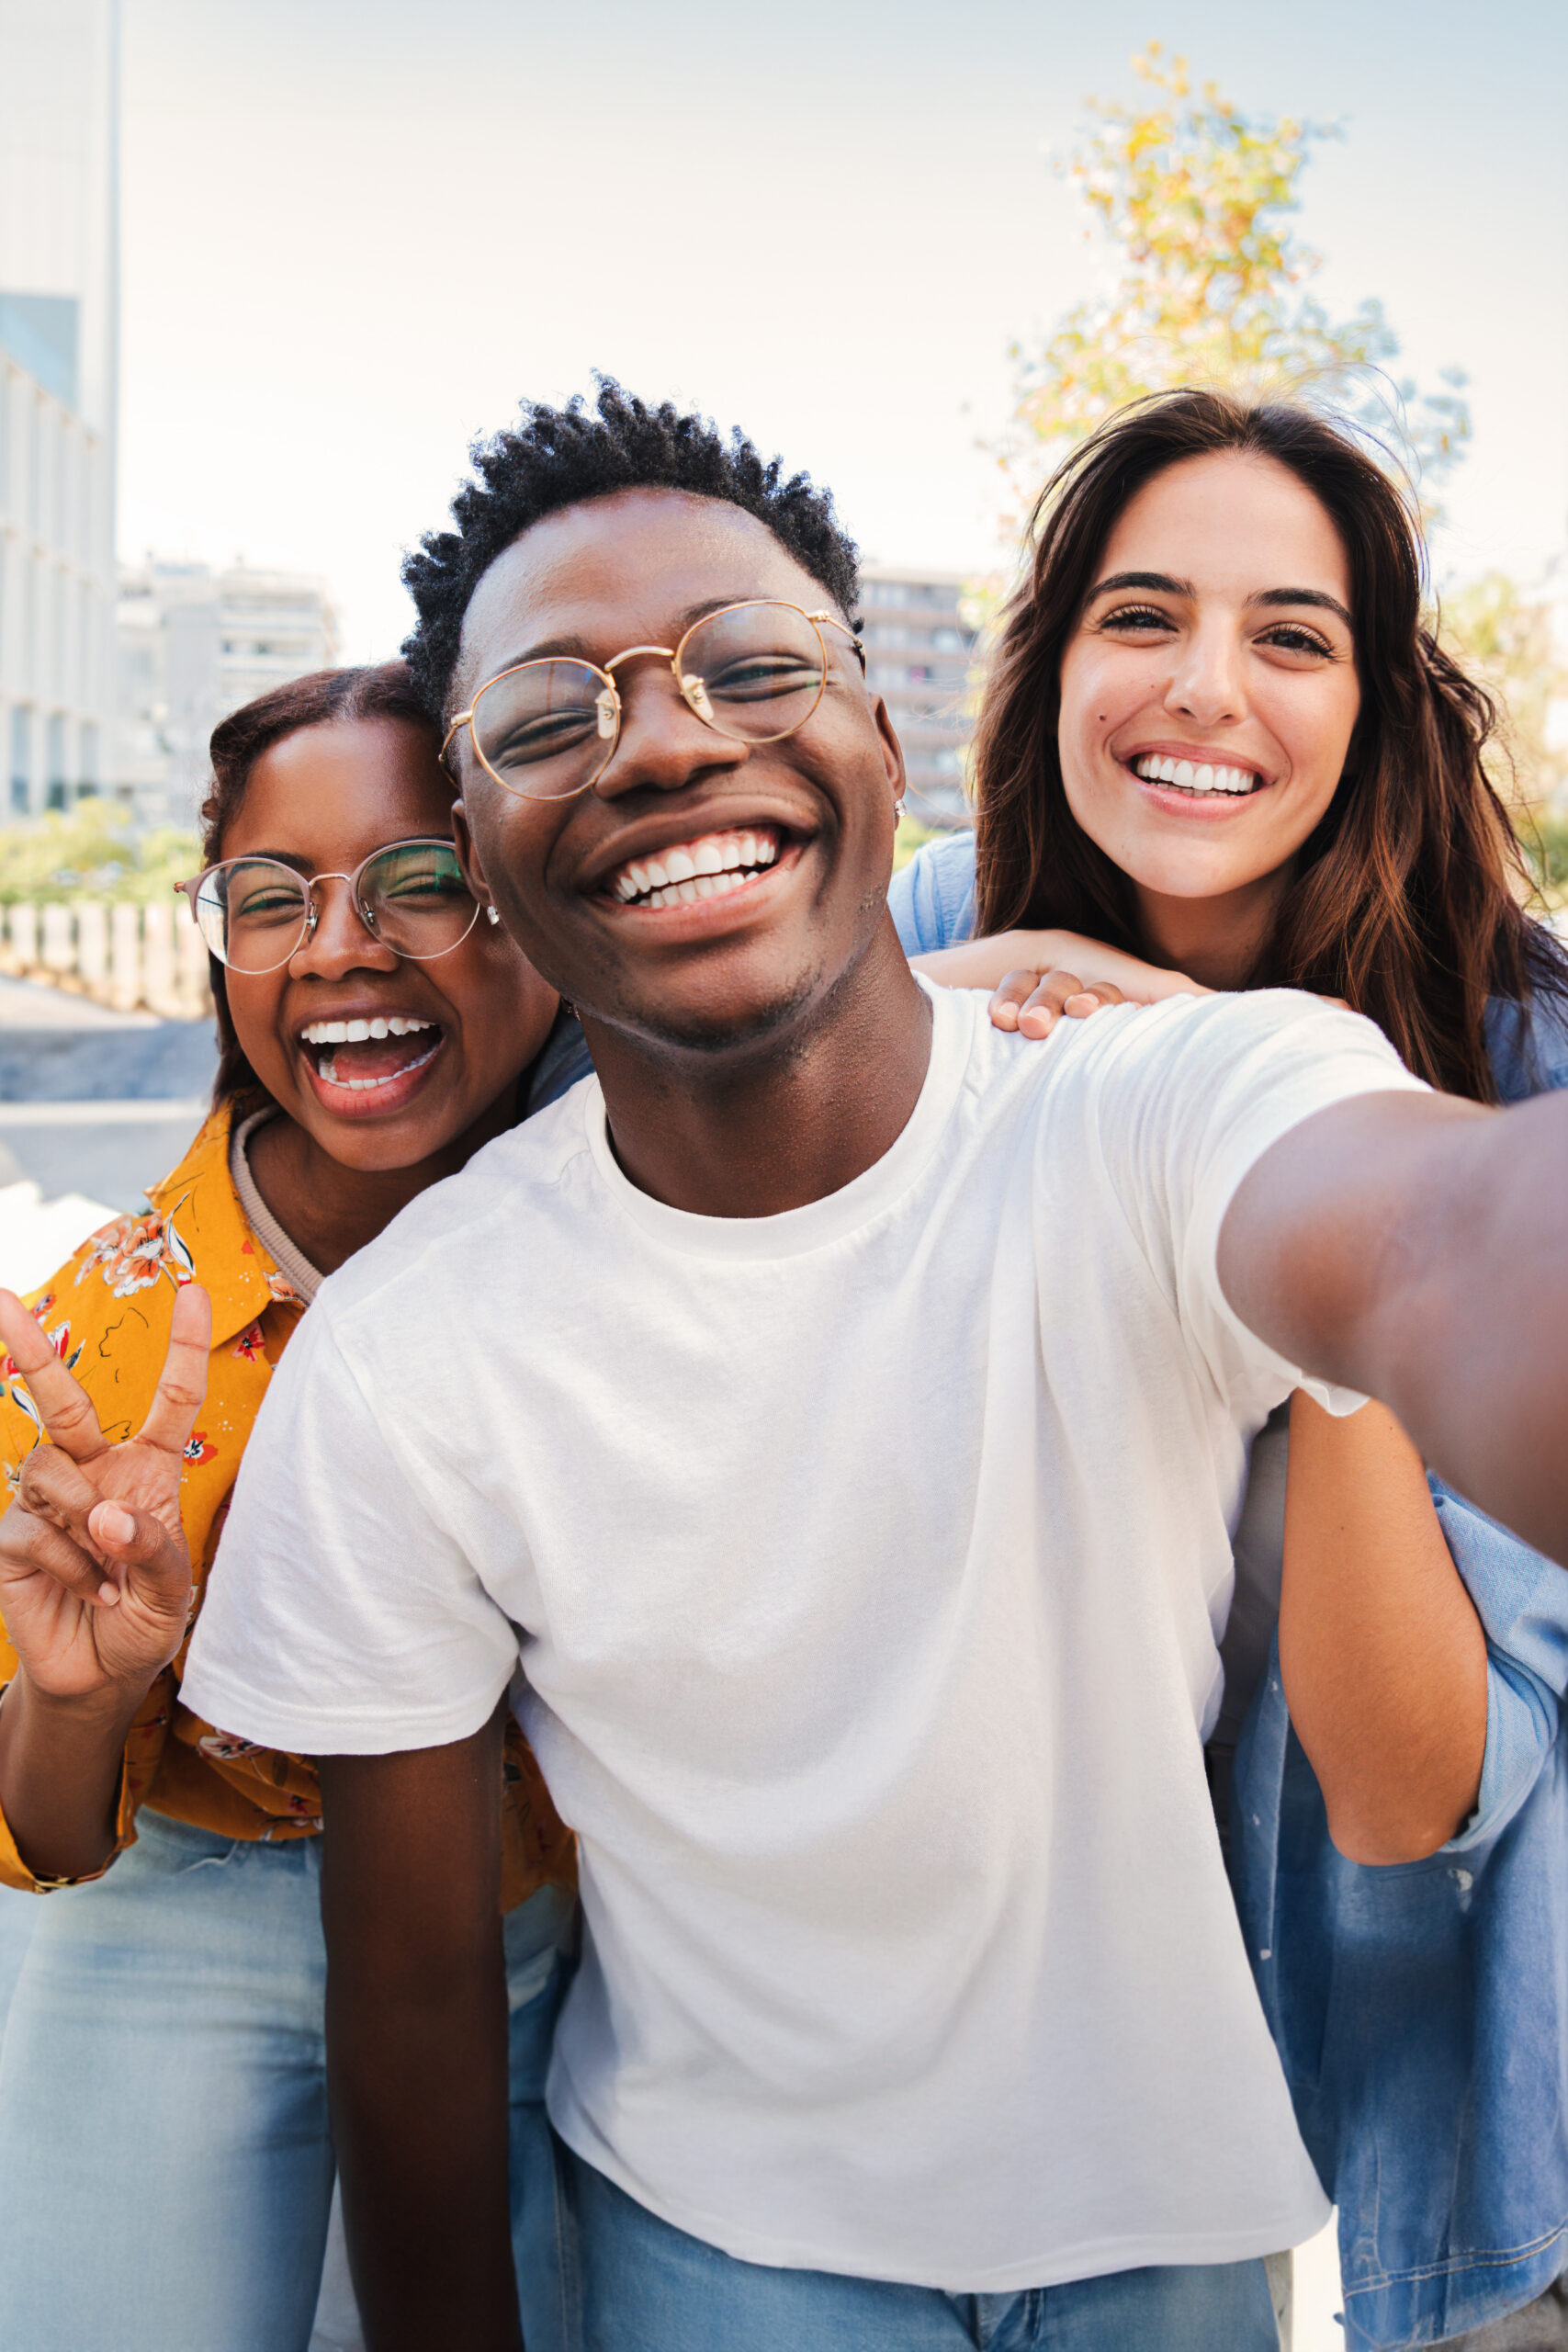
top-left (318, 1710), bottom-right (522, 2352)
top-left (1220, 1086), bottom-right (1568, 1567)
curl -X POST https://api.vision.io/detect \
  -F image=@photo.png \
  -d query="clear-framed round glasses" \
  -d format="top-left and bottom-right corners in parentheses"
top-left (441, 597), bottom-right (866, 802)
top-left (176, 838), bottom-right (484, 975)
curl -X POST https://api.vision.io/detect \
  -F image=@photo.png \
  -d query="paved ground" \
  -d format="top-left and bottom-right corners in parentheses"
top-left (0, 973), bottom-right (220, 1285)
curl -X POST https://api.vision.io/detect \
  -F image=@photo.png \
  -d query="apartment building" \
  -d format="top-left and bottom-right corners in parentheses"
top-left (118, 560), bottom-right (341, 827)
top-left (858, 565), bottom-right (977, 829)
top-left (0, 0), bottom-right (119, 815)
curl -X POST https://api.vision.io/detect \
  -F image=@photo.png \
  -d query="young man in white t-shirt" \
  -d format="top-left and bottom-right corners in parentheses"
top-left (141, 390), bottom-right (1564, 2347)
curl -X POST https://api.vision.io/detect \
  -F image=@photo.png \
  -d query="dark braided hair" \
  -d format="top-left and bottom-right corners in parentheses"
top-left (401, 379), bottom-right (860, 720)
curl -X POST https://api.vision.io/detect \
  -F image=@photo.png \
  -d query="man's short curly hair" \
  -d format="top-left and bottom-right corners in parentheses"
top-left (401, 379), bottom-right (861, 720)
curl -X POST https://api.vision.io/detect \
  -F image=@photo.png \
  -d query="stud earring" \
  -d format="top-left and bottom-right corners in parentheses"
top-left (893, 796), bottom-right (906, 823)
top-left (485, 905), bottom-right (501, 926)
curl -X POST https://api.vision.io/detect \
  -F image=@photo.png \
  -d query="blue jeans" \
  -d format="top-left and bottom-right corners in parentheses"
top-left (0, 1879), bottom-right (36, 2040)
top-left (560, 2144), bottom-right (1283, 2351)
top-left (0, 1811), bottom-right (579, 2352)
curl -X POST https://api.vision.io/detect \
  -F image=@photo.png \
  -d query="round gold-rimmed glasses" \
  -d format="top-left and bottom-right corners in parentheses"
top-left (176, 838), bottom-right (483, 975)
top-left (442, 598), bottom-right (866, 802)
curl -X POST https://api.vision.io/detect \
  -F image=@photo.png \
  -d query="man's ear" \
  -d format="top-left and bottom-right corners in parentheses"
top-left (452, 801), bottom-right (492, 910)
top-left (871, 695), bottom-right (908, 816)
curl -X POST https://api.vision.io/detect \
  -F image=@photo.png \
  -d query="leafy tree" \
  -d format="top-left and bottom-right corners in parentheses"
top-left (0, 813), bottom-right (200, 905)
top-left (989, 48), bottom-right (1568, 873)
top-left (999, 47), bottom-right (1470, 520)
top-left (1438, 571), bottom-right (1568, 822)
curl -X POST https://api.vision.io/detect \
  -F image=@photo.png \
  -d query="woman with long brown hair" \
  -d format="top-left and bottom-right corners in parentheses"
top-left (894, 388), bottom-right (1568, 2350)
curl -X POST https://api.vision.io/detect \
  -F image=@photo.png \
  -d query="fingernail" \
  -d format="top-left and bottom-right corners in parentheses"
top-left (96, 1504), bottom-right (135, 1546)
top-left (96, 1581), bottom-right (121, 1606)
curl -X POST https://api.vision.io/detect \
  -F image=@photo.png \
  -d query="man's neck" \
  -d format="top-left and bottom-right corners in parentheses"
top-left (582, 923), bottom-right (934, 1218)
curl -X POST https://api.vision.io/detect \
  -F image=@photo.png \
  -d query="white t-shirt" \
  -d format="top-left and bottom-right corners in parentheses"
top-left (184, 981), bottom-right (1424, 2291)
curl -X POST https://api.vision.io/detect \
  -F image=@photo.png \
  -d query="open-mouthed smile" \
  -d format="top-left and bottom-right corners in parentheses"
top-left (297, 1012), bottom-right (445, 1101)
top-left (1129, 750), bottom-right (1269, 801)
top-left (599, 826), bottom-right (789, 911)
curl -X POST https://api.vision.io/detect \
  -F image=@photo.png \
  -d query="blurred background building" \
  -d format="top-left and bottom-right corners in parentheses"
top-left (0, 2), bottom-right (974, 842)
top-left (859, 565), bottom-right (976, 828)
top-left (118, 560), bottom-right (340, 827)
top-left (0, 0), bottom-right (120, 818)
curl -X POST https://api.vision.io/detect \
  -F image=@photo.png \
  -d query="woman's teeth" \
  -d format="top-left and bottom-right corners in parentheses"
top-left (1134, 754), bottom-right (1259, 797)
top-left (299, 1016), bottom-right (434, 1045)
top-left (610, 830), bottom-right (779, 908)
top-left (298, 1015), bottom-right (441, 1093)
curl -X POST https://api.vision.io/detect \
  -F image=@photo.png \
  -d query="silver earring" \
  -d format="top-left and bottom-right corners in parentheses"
top-left (893, 797), bottom-right (906, 822)
top-left (485, 904), bottom-right (501, 926)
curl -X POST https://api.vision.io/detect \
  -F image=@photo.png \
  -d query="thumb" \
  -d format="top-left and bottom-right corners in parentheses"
top-left (87, 1499), bottom-right (189, 1597)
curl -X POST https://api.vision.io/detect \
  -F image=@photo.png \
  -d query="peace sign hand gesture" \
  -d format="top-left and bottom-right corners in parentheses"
top-left (0, 1283), bottom-right (212, 1706)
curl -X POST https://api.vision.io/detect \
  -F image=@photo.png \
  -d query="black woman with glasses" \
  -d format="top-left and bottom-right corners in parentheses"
top-left (0, 662), bottom-right (583, 2352)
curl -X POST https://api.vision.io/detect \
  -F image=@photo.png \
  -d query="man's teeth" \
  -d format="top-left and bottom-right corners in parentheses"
top-left (1134, 754), bottom-right (1259, 796)
top-left (610, 831), bottom-right (779, 907)
top-left (299, 1016), bottom-right (434, 1046)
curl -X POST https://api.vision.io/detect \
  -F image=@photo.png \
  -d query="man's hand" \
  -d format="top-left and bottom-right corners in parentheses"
top-left (1219, 1088), bottom-right (1568, 1566)
top-left (0, 1283), bottom-right (209, 1702)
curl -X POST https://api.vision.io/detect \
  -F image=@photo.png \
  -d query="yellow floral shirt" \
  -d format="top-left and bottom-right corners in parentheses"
top-left (0, 1103), bottom-right (575, 1907)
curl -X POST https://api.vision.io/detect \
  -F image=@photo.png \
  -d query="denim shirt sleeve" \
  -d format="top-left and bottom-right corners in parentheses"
top-left (1226, 979), bottom-right (1568, 2352)
top-left (1483, 981), bottom-right (1568, 1102)
top-left (1446, 983), bottom-right (1568, 1840)
top-left (886, 831), bottom-right (979, 954)
top-left (1434, 1479), bottom-right (1567, 1849)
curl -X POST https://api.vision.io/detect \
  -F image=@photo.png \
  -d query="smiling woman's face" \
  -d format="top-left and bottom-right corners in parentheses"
top-left (220, 714), bottom-right (558, 1172)
top-left (1056, 449), bottom-right (1361, 963)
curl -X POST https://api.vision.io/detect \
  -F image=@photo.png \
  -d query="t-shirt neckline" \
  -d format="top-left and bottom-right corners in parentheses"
top-left (584, 976), bottom-right (976, 1261)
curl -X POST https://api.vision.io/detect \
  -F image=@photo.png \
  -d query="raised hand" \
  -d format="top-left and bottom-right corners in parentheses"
top-left (0, 1283), bottom-right (212, 1705)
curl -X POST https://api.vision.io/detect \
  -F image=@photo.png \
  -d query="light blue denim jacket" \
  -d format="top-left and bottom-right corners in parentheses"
top-left (890, 830), bottom-right (1568, 2350)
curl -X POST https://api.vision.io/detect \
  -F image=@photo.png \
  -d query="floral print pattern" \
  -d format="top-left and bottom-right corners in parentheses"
top-left (0, 1105), bottom-right (574, 1909)
top-left (74, 1204), bottom-right (196, 1298)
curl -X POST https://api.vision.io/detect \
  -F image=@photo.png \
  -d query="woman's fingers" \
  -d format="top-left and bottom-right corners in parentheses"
top-left (4, 1455), bottom-right (191, 1643)
top-left (0, 1494), bottom-right (121, 1607)
top-left (135, 1284), bottom-right (212, 1460)
top-left (987, 970), bottom-right (1043, 1031)
top-left (14, 1446), bottom-right (118, 1594)
top-left (0, 1288), bottom-right (109, 1465)
top-left (988, 970), bottom-right (1128, 1039)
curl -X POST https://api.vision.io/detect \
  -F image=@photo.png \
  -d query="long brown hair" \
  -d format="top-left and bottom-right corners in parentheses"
top-left (972, 390), bottom-right (1565, 1101)
top-left (199, 662), bottom-right (446, 1107)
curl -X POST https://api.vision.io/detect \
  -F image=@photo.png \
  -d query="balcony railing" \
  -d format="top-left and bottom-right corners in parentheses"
top-left (0, 897), bottom-right (213, 1020)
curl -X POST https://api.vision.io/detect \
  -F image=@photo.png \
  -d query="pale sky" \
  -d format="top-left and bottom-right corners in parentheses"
top-left (118, 0), bottom-right (1568, 662)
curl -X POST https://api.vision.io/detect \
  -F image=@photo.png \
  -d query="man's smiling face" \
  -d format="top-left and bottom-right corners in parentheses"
top-left (447, 489), bottom-right (905, 1059)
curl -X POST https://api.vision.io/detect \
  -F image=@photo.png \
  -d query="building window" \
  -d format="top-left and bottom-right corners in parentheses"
top-left (80, 719), bottom-right (99, 796)
top-left (46, 711), bottom-right (66, 810)
top-left (9, 705), bottom-right (31, 814)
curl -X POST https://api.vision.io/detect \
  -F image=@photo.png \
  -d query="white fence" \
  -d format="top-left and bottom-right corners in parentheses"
top-left (0, 899), bottom-right (213, 1020)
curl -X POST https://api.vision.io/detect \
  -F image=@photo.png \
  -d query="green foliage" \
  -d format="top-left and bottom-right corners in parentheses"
top-left (1438, 572), bottom-right (1568, 814)
top-left (0, 814), bottom-right (201, 906)
top-left (893, 814), bottom-right (942, 874)
top-left (1001, 47), bottom-right (1469, 520)
top-left (1522, 808), bottom-right (1568, 913)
